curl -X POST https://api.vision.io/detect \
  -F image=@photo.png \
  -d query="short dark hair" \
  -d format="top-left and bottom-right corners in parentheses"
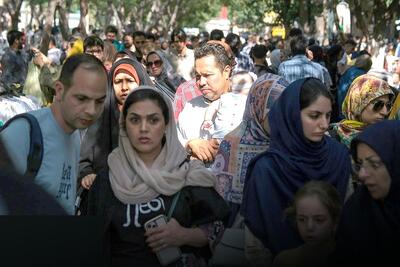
top-left (210, 29), bottom-right (224, 41)
top-left (84, 35), bottom-right (104, 51)
top-left (133, 31), bottom-right (146, 39)
top-left (300, 78), bottom-right (333, 110)
top-left (122, 87), bottom-right (170, 126)
top-left (224, 33), bottom-right (241, 55)
top-left (288, 28), bottom-right (303, 38)
top-left (344, 39), bottom-right (357, 47)
top-left (123, 32), bottom-right (132, 39)
top-left (250, 44), bottom-right (268, 59)
top-left (308, 44), bottom-right (324, 62)
top-left (146, 32), bottom-right (156, 42)
top-left (59, 54), bottom-right (107, 90)
top-left (171, 28), bottom-right (186, 42)
top-left (194, 43), bottom-right (232, 71)
top-left (105, 25), bottom-right (118, 35)
top-left (7, 30), bottom-right (23, 46)
top-left (290, 35), bottom-right (308, 56)
top-left (71, 27), bottom-right (82, 35)
top-left (49, 35), bottom-right (57, 46)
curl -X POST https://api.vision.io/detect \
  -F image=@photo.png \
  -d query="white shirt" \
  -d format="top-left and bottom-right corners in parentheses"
top-left (176, 48), bottom-right (195, 81)
top-left (177, 95), bottom-right (210, 146)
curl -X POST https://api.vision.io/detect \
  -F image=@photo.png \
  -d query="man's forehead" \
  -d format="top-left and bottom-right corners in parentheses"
top-left (72, 66), bottom-right (107, 84)
top-left (195, 55), bottom-right (219, 70)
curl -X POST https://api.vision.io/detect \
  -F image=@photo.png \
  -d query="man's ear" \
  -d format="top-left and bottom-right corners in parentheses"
top-left (54, 81), bottom-right (64, 102)
top-left (223, 65), bottom-right (232, 80)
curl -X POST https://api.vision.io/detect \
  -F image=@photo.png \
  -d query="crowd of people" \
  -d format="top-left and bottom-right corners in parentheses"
top-left (0, 23), bottom-right (399, 266)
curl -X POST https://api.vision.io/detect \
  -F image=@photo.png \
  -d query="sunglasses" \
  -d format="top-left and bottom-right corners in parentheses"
top-left (372, 100), bottom-right (392, 112)
top-left (146, 60), bottom-right (162, 68)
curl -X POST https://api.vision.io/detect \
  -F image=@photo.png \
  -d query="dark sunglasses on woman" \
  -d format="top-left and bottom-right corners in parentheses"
top-left (372, 100), bottom-right (392, 112)
top-left (146, 60), bottom-right (162, 68)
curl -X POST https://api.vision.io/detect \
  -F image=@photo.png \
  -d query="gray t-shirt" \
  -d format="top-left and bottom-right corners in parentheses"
top-left (0, 107), bottom-right (80, 214)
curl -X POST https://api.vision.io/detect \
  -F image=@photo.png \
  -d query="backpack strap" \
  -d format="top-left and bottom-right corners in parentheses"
top-left (0, 113), bottom-right (43, 179)
top-left (167, 191), bottom-right (181, 221)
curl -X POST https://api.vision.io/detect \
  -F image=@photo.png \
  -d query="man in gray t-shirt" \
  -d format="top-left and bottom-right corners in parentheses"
top-left (0, 54), bottom-right (107, 214)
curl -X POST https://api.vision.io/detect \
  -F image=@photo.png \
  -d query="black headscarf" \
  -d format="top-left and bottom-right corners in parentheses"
top-left (332, 120), bottom-right (400, 265)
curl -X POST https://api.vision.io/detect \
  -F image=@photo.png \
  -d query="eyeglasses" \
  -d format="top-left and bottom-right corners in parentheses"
top-left (372, 100), bottom-right (392, 112)
top-left (146, 60), bottom-right (162, 68)
top-left (352, 158), bottom-right (383, 174)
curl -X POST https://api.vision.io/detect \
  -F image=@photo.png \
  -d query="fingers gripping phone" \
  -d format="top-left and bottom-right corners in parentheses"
top-left (144, 215), bottom-right (182, 266)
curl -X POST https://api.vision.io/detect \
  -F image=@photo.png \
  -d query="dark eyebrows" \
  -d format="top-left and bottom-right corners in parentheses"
top-left (365, 155), bottom-right (381, 161)
top-left (128, 112), bottom-right (160, 118)
top-left (356, 155), bottom-right (381, 163)
top-left (75, 93), bottom-right (106, 101)
top-left (97, 95), bottom-right (106, 101)
top-left (307, 110), bottom-right (332, 114)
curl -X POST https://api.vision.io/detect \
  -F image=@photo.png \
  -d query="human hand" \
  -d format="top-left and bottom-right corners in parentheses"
top-left (201, 120), bottom-right (213, 131)
top-left (81, 173), bottom-right (97, 190)
top-left (187, 138), bottom-right (219, 162)
top-left (145, 218), bottom-right (185, 252)
top-left (32, 48), bottom-right (51, 68)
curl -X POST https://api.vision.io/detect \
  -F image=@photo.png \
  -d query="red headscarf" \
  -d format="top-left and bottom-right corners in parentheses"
top-left (113, 63), bottom-right (140, 84)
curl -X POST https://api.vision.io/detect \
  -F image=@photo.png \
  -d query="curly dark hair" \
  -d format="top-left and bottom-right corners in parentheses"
top-left (194, 42), bottom-right (233, 71)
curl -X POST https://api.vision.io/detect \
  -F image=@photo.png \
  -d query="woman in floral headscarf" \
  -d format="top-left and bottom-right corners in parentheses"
top-left (212, 73), bottom-right (288, 226)
top-left (329, 74), bottom-right (394, 148)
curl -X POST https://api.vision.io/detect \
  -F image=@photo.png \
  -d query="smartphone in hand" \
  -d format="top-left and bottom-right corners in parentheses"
top-left (144, 215), bottom-right (182, 266)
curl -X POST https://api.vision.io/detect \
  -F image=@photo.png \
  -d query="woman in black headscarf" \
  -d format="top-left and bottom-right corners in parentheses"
top-left (332, 120), bottom-right (400, 265)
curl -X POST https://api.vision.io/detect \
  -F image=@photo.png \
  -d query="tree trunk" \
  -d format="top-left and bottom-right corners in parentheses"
top-left (105, 0), bottom-right (113, 28)
top-left (40, 0), bottom-right (59, 55)
top-left (352, 1), bottom-right (370, 42)
top-left (110, 3), bottom-right (123, 33)
top-left (78, 0), bottom-right (89, 37)
top-left (56, 3), bottom-right (70, 40)
top-left (321, 0), bottom-right (329, 45)
top-left (298, 0), bottom-right (307, 32)
top-left (5, 0), bottom-right (24, 30)
top-left (29, 1), bottom-right (42, 29)
top-left (167, 0), bottom-right (181, 34)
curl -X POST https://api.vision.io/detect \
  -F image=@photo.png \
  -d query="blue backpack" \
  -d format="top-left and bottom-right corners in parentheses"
top-left (0, 113), bottom-right (43, 178)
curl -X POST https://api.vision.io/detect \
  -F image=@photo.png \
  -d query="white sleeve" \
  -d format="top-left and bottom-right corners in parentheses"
top-left (176, 118), bottom-right (188, 147)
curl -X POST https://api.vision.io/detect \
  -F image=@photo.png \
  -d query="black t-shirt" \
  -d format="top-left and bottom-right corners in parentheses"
top-left (87, 170), bottom-right (231, 266)
top-left (110, 194), bottom-right (174, 267)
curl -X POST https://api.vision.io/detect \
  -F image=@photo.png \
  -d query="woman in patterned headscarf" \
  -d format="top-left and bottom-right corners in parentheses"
top-left (212, 73), bottom-right (288, 226)
top-left (329, 74), bottom-right (394, 148)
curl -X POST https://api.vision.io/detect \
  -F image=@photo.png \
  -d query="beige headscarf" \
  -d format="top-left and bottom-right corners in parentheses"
top-left (108, 86), bottom-right (215, 204)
